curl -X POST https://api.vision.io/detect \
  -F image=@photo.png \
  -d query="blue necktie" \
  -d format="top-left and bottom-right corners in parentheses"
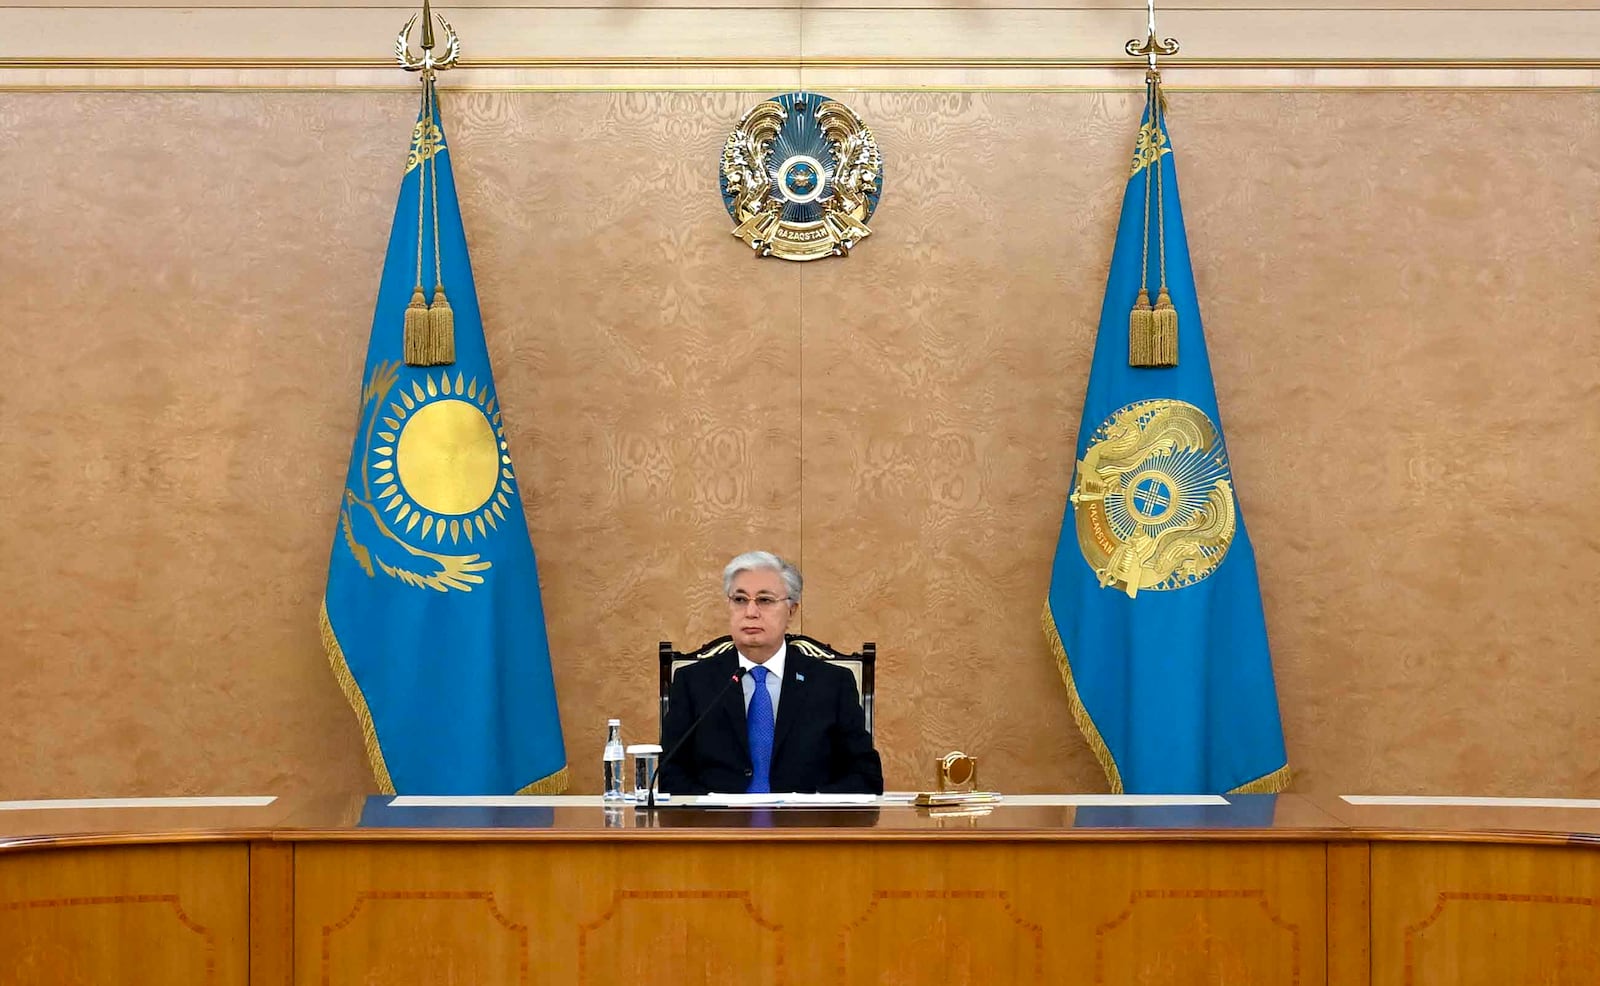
top-left (746, 666), bottom-right (774, 794)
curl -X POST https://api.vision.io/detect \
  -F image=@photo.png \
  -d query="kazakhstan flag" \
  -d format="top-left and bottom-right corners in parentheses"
top-left (320, 84), bottom-right (568, 794)
top-left (1044, 81), bottom-right (1288, 795)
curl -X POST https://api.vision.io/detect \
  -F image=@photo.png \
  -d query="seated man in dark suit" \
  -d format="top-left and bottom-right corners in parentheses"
top-left (659, 551), bottom-right (884, 795)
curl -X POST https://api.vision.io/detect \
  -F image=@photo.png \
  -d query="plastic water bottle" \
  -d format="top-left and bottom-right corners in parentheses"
top-left (602, 719), bottom-right (625, 801)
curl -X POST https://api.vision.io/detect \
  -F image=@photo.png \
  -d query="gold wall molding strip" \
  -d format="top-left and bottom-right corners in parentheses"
top-left (5, 79), bottom-right (1595, 91)
top-left (7, 0), bottom-right (1598, 8)
top-left (8, 8), bottom-right (1599, 63)
top-left (4, 56), bottom-right (1599, 89)
top-left (9, 56), bottom-right (1600, 70)
top-left (4, 86), bottom-right (1597, 94)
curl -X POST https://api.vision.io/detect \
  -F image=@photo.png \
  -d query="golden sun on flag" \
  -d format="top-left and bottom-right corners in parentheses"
top-left (370, 370), bottom-right (514, 546)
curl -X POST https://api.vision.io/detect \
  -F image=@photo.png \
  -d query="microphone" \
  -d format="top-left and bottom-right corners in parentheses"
top-left (647, 668), bottom-right (747, 809)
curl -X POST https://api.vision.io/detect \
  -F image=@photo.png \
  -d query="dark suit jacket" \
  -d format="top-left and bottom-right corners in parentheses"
top-left (658, 641), bottom-right (883, 795)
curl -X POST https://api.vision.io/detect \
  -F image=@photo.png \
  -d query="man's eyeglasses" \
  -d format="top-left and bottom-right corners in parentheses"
top-left (728, 593), bottom-right (789, 611)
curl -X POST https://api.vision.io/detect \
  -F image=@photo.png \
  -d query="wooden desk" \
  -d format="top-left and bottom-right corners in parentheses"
top-left (0, 800), bottom-right (289, 986)
top-left (1319, 797), bottom-right (1600, 986)
top-left (1, 794), bottom-right (1598, 985)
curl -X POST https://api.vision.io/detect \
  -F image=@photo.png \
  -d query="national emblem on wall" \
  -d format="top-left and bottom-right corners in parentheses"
top-left (720, 91), bottom-right (883, 261)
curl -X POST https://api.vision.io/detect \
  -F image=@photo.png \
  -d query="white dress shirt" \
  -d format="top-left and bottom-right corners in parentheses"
top-left (738, 642), bottom-right (786, 718)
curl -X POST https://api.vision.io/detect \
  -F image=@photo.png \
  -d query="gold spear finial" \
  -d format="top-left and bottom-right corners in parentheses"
top-left (1125, 0), bottom-right (1179, 77)
top-left (395, 0), bottom-right (460, 78)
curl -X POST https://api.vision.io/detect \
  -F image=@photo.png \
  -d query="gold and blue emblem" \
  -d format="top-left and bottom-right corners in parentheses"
top-left (340, 361), bottom-right (513, 591)
top-left (720, 91), bottom-right (883, 261)
top-left (1070, 399), bottom-right (1236, 598)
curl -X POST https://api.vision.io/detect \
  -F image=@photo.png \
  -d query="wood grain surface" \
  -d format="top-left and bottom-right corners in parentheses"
top-left (0, 844), bottom-right (249, 986)
top-left (4, 800), bottom-right (1600, 983)
top-left (293, 839), bottom-right (1325, 985)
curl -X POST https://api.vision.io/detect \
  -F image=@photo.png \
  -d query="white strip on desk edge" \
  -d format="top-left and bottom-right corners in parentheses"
top-left (0, 796), bottom-right (277, 811)
top-left (1343, 795), bottom-right (1600, 809)
top-left (390, 795), bottom-right (608, 807)
top-left (392, 794), bottom-right (1231, 808)
top-left (1002, 794), bottom-right (1230, 807)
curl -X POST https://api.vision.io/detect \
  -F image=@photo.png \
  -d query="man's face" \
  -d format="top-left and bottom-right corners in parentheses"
top-left (727, 568), bottom-right (795, 661)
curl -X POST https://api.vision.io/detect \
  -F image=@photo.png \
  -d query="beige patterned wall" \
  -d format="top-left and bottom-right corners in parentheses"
top-left (1, 89), bottom-right (1596, 800)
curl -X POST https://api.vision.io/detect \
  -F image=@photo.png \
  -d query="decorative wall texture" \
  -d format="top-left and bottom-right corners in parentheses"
top-left (1, 89), bottom-right (1595, 799)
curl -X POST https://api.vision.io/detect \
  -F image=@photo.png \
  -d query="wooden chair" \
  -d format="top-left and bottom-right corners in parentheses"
top-left (658, 633), bottom-right (876, 735)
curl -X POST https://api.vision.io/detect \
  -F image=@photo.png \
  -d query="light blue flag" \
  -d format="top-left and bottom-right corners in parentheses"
top-left (1044, 84), bottom-right (1288, 795)
top-left (321, 86), bottom-right (567, 794)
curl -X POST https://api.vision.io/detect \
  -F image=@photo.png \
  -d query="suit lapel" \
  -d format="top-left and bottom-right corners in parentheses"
top-left (770, 648), bottom-right (812, 761)
top-left (712, 651), bottom-right (750, 759)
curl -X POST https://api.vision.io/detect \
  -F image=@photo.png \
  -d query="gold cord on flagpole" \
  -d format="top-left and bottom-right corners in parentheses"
top-left (1127, 0), bottom-right (1179, 368)
top-left (397, 0), bottom-right (460, 367)
top-left (425, 81), bottom-right (456, 364)
top-left (1129, 69), bottom-right (1156, 367)
top-left (403, 80), bottom-right (432, 365)
top-left (1147, 73), bottom-right (1178, 366)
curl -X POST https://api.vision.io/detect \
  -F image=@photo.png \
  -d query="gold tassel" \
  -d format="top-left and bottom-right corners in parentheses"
top-left (402, 288), bottom-right (431, 366)
top-left (1128, 287), bottom-right (1154, 367)
top-left (1148, 287), bottom-right (1178, 367)
top-left (426, 287), bottom-right (456, 366)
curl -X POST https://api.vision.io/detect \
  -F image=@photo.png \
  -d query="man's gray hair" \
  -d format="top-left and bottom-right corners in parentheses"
top-left (722, 551), bottom-right (803, 604)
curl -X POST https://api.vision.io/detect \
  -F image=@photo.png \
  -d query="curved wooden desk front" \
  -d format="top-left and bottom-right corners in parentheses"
top-left (1, 795), bottom-right (1597, 985)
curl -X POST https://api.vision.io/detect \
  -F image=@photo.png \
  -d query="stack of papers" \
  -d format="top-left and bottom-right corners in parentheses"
top-left (912, 791), bottom-right (1003, 807)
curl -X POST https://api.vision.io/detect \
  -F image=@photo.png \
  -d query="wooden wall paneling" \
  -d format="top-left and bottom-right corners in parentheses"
top-left (297, 843), bottom-right (540, 986)
top-left (1327, 842), bottom-right (1371, 986)
top-left (1371, 843), bottom-right (1600, 986)
top-left (15, 827), bottom-right (1600, 985)
top-left (290, 838), bottom-right (1327, 985)
top-left (249, 841), bottom-right (295, 986)
top-left (1075, 842), bottom-right (1325, 986)
top-left (0, 844), bottom-right (250, 986)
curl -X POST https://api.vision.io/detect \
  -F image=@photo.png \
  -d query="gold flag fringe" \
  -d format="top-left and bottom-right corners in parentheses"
top-left (322, 599), bottom-right (571, 795)
top-left (517, 765), bottom-right (570, 795)
top-left (1044, 603), bottom-right (1292, 795)
top-left (320, 599), bottom-right (398, 794)
top-left (1042, 604), bottom-right (1125, 794)
top-left (1230, 763), bottom-right (1292, 794)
